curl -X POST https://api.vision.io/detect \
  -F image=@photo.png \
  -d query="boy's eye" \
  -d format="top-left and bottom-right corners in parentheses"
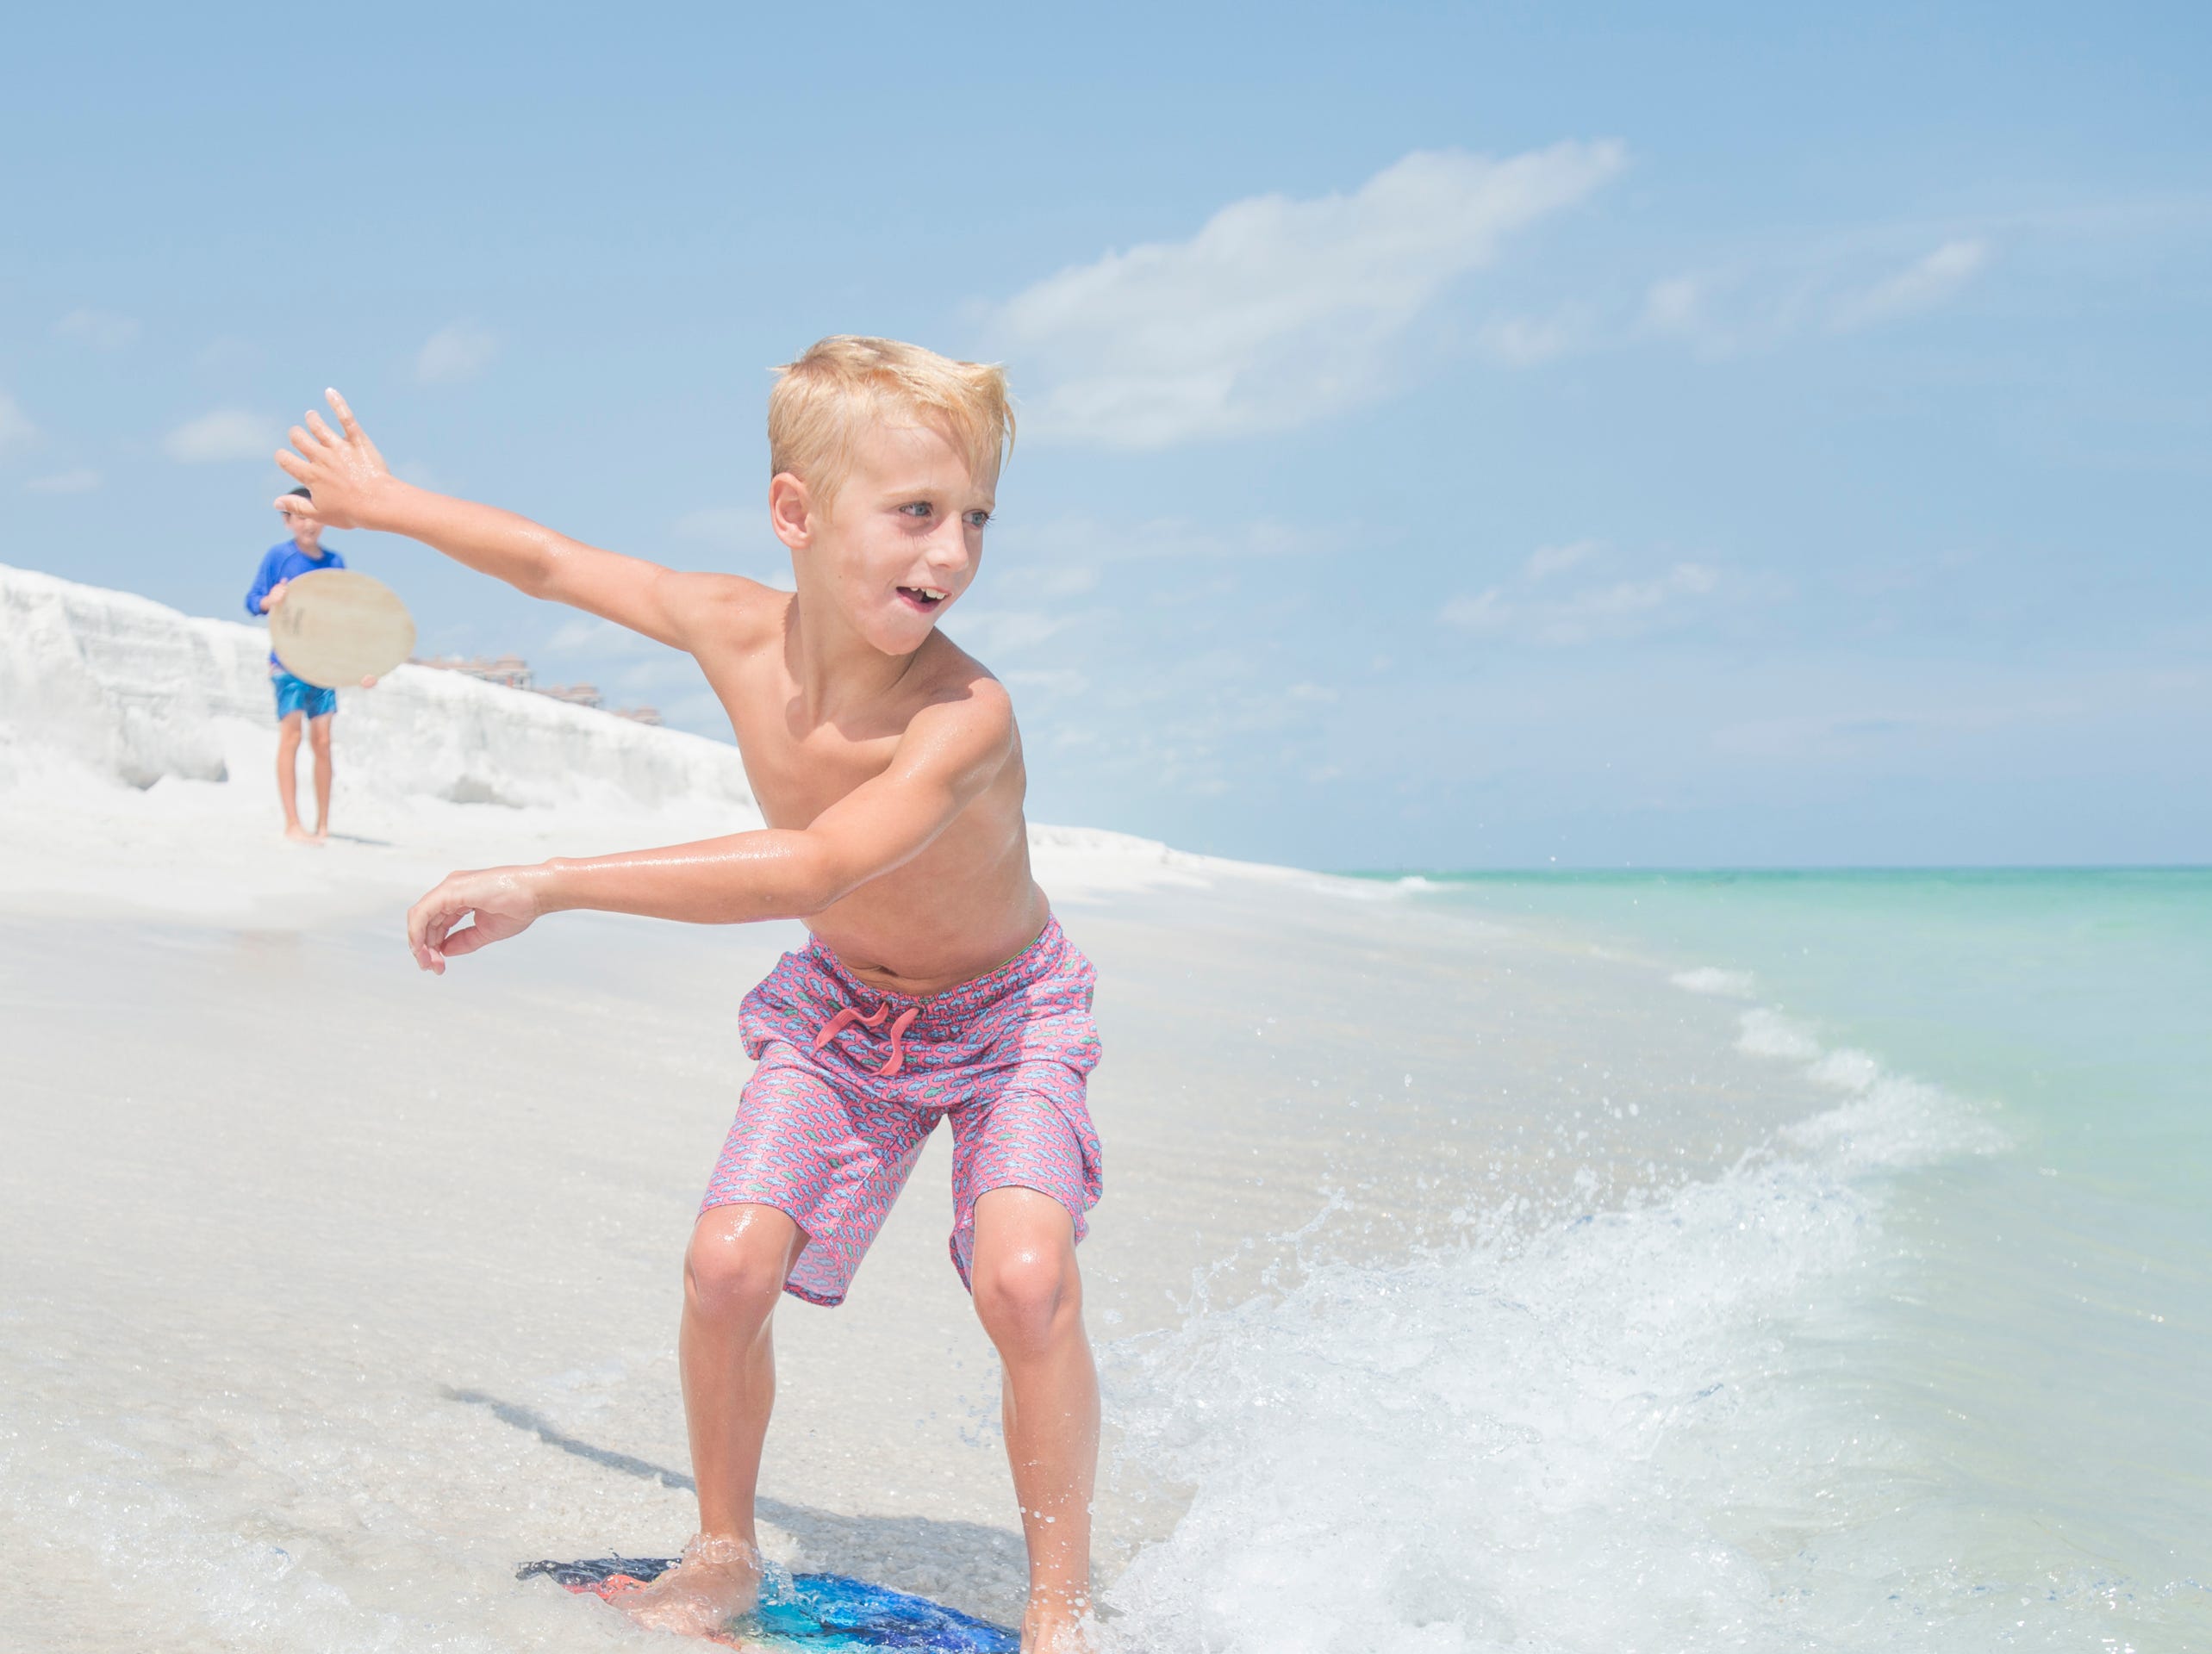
top-left (899, 501), bottom-right (932, 518)
top-left (965, 510), bottom-right (994, 528)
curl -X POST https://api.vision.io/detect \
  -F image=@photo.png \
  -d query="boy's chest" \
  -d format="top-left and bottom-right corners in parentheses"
top-left (706, 668), bottom-right (905, 830)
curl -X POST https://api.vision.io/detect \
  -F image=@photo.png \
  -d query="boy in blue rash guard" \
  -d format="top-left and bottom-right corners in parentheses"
top-left (245, 487), bottom-right (352, 842)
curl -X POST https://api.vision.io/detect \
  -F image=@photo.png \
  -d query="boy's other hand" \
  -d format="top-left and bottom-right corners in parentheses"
top-left (274, 389), bottom-right (394, 532)
top-left (260, 578), bottom-right (290, 613)
top-left (406, 865), bottom-right (545, 973)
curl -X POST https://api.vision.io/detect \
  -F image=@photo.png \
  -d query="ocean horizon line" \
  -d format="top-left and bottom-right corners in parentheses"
top-left (1340, 861), bottom-right (2212, 878)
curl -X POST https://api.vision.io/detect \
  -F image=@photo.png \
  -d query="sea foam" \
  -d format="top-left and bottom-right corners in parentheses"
top-left (1100, 987), bottom-right (2009, 1654)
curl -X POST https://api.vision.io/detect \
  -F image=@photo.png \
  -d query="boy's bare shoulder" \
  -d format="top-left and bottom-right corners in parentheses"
top-left (901, 634), bottom-right (1016, 752)
top-left (665, 569), bottom-right (789, 657)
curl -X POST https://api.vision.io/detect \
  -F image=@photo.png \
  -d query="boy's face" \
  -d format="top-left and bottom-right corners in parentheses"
top-left (799, 420), bottom-right (994, 655)
top-left (284, 508), bottom-right (322, 550)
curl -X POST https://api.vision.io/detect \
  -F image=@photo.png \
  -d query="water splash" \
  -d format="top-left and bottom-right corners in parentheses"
top-left (1094, 1008), bottom-right (2069, 1654)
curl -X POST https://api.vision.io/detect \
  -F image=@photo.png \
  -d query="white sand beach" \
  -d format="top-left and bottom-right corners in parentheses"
top-left (16, 565), bottom-right (2176, 1651)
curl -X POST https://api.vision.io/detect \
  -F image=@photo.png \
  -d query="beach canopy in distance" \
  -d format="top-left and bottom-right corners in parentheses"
top-left (270, 569), bottom-right (416, 689)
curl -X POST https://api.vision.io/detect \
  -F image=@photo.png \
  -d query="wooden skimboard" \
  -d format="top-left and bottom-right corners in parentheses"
top-left (269, 568), bottom-right (415, 688)
top-left (518, 1556), bottom-right (1019, 1651)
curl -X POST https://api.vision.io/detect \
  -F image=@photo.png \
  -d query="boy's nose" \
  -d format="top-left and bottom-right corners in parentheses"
top-left (924, 526), bottom-right (969, 571)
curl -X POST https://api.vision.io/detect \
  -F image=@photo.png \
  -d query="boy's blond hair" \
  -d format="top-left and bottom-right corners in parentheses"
top-left (769, 336), bottom-right (1015, 512)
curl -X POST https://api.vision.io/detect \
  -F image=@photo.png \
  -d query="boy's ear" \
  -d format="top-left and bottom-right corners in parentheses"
top-left (769, 473), bottom-right (813, 551)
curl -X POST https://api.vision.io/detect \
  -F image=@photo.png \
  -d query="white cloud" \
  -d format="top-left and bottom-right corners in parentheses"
top-left (416, 322), bottom-right (497, 385)
top-left (1524, 538), bottom-right (1598, 581)
top-left (543, 616), bottom-right (688, 662)
top-left (945, 608), bottom-right (1077, 656)
top-left (55, 308), bottom-right (140, 350)
top-left (1439, 588), bottom-right (1511, 632)
top-left (1832, 238), bottom-right (1990, 330)
top-left (1641, 275), bottom-right (1704, 337)
top-left (1479, 308), bottom-right (1586, 366)
top-left (26, 468), bottom-right (100, 494)
top-left (0, 391), bottom-right (34, 454)
top-left (1004, 668), bottom-right (1090, 698)
top-left (392, 458), bottom-right (451, 492)
top-left (162, 409), bottom-right (275, 463)
top-left (992, 141), bottom-right (1625, 448)
top-left (1013, 513), bottom-right (1328, 569)
top-left (1444, 558), bottom-right (1720, 646)
top-left (1026, 563), bottom-right (1101, 600)
top-left (197, 336), bottom-right (262, 372)
top-left (1646, 237), bottom-right (1993, 351)
top-left (546, 617), bottom-right (622, 651)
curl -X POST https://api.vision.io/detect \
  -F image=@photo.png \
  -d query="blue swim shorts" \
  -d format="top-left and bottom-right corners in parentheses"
top-left (272, 668), bottom-right (339, 721)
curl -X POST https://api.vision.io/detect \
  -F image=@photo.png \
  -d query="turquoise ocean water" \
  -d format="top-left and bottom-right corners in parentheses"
top-left (1104, 869), bottom-right (2209, 1652)
top-left (1411, 871), bottom-right (2212, 1643)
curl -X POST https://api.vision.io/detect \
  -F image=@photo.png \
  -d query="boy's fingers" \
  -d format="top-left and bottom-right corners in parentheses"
top-left (327, 389), bottom-right (362, 437)
top-left (439, 923), bottom-right (498, 959)
top-left (304, 409), bottom-right (342, 447)
top-left (275, 449), bottom-right (310, 481)
top-left (288, 424), bottom-right (323, 458)
top-left (406, 892), bottom-right (442, 957)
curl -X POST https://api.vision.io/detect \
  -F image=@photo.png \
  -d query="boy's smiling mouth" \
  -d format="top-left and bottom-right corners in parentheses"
top-left (896, 586), bottom-right (949, 612)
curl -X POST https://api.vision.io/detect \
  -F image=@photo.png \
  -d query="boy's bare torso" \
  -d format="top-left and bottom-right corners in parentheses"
top-left (693, 577), bottom-right (1048, 998)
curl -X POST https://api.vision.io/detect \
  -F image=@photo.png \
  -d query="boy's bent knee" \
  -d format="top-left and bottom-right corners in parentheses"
top-left (973, 1241), bottom-right (1080, 1353)
top-left (685, 1204), bottom-right (800, 1326)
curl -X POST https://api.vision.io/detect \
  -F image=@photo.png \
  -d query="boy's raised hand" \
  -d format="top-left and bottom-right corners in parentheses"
top-left (273, 389), bottom-right (392, 532)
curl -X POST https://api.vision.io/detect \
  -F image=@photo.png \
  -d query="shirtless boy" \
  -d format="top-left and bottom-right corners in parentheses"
top-left (271, 339), bottom-right (1103, 1653)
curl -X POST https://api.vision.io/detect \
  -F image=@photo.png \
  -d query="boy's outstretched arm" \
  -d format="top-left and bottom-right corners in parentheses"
top-left (403, 682), bottom-right (1015, 972)
top-left (272, 389), bottom-right (720, 650)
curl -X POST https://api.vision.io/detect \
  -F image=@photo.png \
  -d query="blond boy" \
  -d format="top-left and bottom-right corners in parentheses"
top-left (273, 340), bottom-right (1104, 1652)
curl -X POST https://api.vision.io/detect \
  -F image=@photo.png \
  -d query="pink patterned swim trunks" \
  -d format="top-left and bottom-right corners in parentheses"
top-left (701, 917), bottom-right (1103, 1307)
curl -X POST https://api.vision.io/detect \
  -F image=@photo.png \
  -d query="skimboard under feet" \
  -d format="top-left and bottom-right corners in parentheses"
top-left (518, 1556), bottom-right (1019, 1651)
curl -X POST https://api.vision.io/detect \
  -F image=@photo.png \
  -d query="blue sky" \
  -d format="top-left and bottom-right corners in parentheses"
top-left (3, 3), bottom-right (2207, 868)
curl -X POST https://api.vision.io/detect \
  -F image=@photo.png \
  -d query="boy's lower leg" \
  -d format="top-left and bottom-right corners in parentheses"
top-left (308, 713), bottom-right (334, 837)
top-left (619, 1203), bottom-right (801, 1636)
top-left (274, 712), bottom-right (310, 840)
top-left (971, 1187), bottom-right (1099, 1652)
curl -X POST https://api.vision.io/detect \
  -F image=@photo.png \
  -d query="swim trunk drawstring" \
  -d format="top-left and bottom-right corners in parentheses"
top-left (812, 1002), bottom-right (920, 1078)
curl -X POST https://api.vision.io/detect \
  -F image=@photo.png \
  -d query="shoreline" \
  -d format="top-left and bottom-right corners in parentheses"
top-left (0, 860), bottom-right (1828, 1638)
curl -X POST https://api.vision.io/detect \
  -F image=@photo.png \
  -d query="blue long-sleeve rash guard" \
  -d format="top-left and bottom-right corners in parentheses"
top-left (246, 539), bottom-right (345, 665)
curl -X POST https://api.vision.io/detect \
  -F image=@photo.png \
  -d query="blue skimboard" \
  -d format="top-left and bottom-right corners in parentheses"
top-left (518, 1556), bottom-right (1019, 1651)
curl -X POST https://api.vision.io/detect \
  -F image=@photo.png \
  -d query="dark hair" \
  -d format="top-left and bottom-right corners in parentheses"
top-left (286, 486), bottom-right (313, 501)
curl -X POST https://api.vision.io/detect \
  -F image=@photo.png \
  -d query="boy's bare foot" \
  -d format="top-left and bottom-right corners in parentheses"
top-left (1023, 1593), bottom-right (1100, 1654)
top-left (284, 823), bottom-right (318, 844)
top-left (616, 1533), bottom-right (763, 1637)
